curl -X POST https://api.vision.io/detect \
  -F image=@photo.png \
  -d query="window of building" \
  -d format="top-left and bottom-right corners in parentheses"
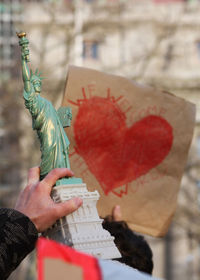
top-left (0, 0), bottom-right (47, 69)
top-left (82, 40), bottom-right (99, 60)
top-left (196, 40), bottom-right (200, 59)
top-left (0, 0), bottom-right (23, 68)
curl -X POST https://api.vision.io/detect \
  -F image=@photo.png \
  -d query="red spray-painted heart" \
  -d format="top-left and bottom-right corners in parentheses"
top-left (74, 96), bottom-right (173, 195)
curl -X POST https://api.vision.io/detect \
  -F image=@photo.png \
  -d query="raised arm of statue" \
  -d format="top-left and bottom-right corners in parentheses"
top-left (17, 32), bottom-right (31, 93)
top-left (16, 31), bottom-right (73, 180)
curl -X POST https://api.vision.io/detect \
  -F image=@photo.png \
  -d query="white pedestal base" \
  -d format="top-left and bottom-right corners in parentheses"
top-left (43, 183), bottom-right (121, 260)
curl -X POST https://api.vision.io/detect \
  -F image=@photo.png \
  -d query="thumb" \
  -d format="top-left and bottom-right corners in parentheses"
top-left (112, 205), bottom-right (122, 221)
top-left (54, 197), bottom-right (83, 219)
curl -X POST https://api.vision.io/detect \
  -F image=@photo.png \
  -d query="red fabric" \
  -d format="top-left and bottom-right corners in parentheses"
top-left (37, 237), bottom-right (102, 280)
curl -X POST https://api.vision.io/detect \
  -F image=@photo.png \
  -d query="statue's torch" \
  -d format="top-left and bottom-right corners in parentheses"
top-left (16, 31), bottom-right (30, 62)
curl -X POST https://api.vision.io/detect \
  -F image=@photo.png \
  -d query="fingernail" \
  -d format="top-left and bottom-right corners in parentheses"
top-left (73, 197), bottom-right (82, 207)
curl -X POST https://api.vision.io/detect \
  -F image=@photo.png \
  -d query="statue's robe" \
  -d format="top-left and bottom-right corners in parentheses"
top-left (24, 87), bottom-right (70, 177)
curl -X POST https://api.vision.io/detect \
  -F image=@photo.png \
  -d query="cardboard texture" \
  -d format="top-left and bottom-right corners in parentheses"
top-left (62, 66), bottom-right (196, 237)
top-left (44, 258), bottom-right (83, 280)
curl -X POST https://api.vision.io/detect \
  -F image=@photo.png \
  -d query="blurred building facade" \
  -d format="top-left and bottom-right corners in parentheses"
top-left (0, 0), bottom-right (25, 206)
top-left (1, 0), bottom-right (200, 279)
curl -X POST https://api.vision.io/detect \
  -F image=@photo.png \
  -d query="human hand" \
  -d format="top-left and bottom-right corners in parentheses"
top-left (15, 167), bottom-right (83, 232)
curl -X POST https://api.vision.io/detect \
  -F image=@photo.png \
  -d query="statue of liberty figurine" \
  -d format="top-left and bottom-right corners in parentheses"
top-left (16, 32), bottom-right (121, 259)
top-left (17, 32), bottom-right (80, 184)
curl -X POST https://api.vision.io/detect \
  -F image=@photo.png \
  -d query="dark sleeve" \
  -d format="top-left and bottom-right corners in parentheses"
top-left (0, 208), bottom-right (38, 280)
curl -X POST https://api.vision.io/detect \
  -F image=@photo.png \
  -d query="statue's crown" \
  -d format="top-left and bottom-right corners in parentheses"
top-left (30, 69), bottom-right (44, 82)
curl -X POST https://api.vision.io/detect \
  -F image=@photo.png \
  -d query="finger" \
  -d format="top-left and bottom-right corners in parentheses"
top-left (27, 166), bottom-right (40, 185)
top-left (112, 205), bottom-right (122, 221)
top-left (41, 168), bottom-right (74, 191)
top-left (54, 197), bottom-right (83, 219)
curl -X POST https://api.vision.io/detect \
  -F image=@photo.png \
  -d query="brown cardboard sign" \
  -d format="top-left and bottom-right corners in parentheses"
top-left (44, 258), bottom-right (83, 280)
top-left (62, 66), bottom-right (196, 237)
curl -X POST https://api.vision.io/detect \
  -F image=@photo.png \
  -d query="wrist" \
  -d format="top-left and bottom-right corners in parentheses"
top-left (14, 207), bottom-right (39, 233)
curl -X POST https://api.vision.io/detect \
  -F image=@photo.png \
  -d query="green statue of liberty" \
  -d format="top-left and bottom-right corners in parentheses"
top-left (17, 32), bottom-right (75, 182)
